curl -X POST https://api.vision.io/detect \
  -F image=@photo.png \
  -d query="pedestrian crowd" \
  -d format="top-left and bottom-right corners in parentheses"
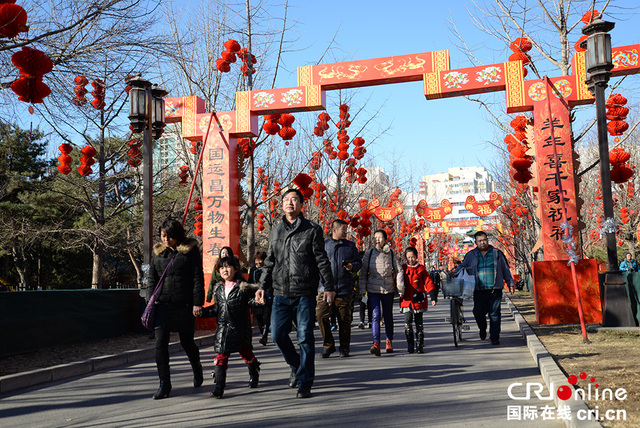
top-left (146, 190), bottom-right (516, 400)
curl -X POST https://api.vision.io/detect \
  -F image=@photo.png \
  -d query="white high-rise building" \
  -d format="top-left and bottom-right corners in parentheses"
top-left (419, 166), bottom-right (499, 235)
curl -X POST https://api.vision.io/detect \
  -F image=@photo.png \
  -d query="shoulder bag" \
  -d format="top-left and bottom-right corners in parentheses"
top-left (141, 254), bottom-right (177, 330)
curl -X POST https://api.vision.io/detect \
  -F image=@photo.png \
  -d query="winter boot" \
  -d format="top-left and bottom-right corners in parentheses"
top-left (210, 365), bottom-right (227, 398)
top-left (416, 330), bottom-right (425, 354)
top-left (153, 363), bottom-right (171, 399)
top-left (405, 327), bottom-right (415, 354)
top-left (248, 360), bottom-right (261, 389)
top-left (191, 360), bottom-right (204, 387)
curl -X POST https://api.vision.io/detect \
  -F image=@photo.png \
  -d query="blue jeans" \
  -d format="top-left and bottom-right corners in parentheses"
top-left (271, 295), bottom-right (316, 387)
top-left (369, 293), bottom-right (394, 342)
top-left (473, 289), bottom-right (502, 341)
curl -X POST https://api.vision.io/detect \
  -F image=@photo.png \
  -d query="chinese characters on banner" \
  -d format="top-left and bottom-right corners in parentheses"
top-left (532, 91), bottom-right (580, 261)
top-left (201, 131), bottom-right (240, 274)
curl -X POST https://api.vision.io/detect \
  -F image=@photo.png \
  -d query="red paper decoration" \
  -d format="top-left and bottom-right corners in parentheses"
top-left (90, 79), bottom-right (106, 110)
top-left (238, 138), bottom-right (253, 158)
top-left (194, 197), bottom-right (203, 236)
top-left (575, 35), bottom-right (588, 53)
top-left (78, 146), bottom-right (97, 176)
top-left (314, 112), bottom-right (331, 137)
top-left (0, 3), bottom-right (28, 39)
top-left (581, 10), bottom-right (601, 24)
top-left (262, 114), bottom-right (281, 135)
top-left (605, 93), bottom-right (629, 137)
top-left (127, 139), bottom-right (142, 167)
top-left (10, 47), bottom-right (54, 104)
top-left (278, 113), bottom-right (296, 140)
top-left (238, 48), bottom-right (257, 76)
top-left (256, 212), bottom-right (265, 232)
top-left (293, 173), bottom-right (313, 200)
top-left (57, 143), bottom-right (73, 175)
top-left (508, 38), bottom-right (532, 77)
top-left (216, 39), bottom-right (242, 73)
top-left (178, 165), bottom-right (189, 186)
top-left (73, 75), bottom-right (89, 106)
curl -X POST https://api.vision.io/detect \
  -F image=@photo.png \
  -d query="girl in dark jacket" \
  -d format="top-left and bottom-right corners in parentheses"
top-left (201, 256), bottom-right (262, 398)
top-left (147, 219), bottom-right (205, 400)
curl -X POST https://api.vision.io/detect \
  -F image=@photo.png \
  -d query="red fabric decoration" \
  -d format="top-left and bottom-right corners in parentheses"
top-left (224, 39), bottom-right (241, 52)
top-left (513, 169), bottom-right (532, 184)
top-left (510, 115), bottom-right (528, 131)
top-left (73, 75), bottom-right (89, 106)
top-left (311, 151), bottom-right (322, 170)
top-left (0, 3), bottom-right (28, 39)
top-left (610, 164), bottom-right (634, 184)
top-left (607, 121), bottom-right (629, 136)
top-left (575, 35), bottom-right (588, 52)
top-left (78, 146), bottom-right (97, 176)
top-left (57, 143), bottom-right (73, 175)
top-left (508, 51), bottom-right (530, 65)
top-left (609, 147), bottom-right (631, 166)
top-left (127, 139), bottom-right (142, 168)
top-left (90, 79), bottom-right (106, 110)
top-left (10, 77), bottom-right (50, 103)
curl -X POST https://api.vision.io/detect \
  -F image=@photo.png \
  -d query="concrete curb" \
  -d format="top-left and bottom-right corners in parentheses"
top-left (505, 296), bottom-right (601, 428)
top-left (0, 334), bottom-right (215, 395)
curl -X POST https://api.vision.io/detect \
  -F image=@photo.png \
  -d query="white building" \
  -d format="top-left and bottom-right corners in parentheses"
top-left (419, 166), bottom-right (500, 235)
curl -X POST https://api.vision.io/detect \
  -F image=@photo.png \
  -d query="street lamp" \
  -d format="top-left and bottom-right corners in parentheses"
top-left (582, 18), bottom-right (635, 327)
top-left (127, 75), bottom-right (169, 283)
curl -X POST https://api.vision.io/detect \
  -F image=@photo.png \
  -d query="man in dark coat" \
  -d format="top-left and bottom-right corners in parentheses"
top-left (317, 219), bottom-right (361, 358)
top-left (256, 188), bottom-right (335, 399)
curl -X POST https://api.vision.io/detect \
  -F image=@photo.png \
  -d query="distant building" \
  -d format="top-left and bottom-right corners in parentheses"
top-left (419, 166), bottom-right (500, 235)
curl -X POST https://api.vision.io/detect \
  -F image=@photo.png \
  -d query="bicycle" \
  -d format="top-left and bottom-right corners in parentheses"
top-left (442, 278), bottom-right (470, 347)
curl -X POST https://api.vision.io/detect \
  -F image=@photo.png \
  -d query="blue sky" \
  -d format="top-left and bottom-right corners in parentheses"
top-left (272, 0), bottom-right (640, 188)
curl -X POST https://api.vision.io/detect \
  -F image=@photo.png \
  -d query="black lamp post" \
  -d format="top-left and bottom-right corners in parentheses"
top-left (582, 18), bottom-right (635, 327)
top-left (128, 75), bottom-right (169, 280)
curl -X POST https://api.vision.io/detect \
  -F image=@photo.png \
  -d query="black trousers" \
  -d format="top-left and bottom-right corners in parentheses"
top-left (154, 304), bottom-right (200, 381)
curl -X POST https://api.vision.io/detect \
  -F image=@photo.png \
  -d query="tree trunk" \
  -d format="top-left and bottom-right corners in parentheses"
top-left (91, 241), bottom-right (104, 289)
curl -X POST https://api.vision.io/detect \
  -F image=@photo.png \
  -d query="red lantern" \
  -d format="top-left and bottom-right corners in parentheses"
top-left (90, 79), bottom-right (106, 110)
top-left (57, 143), bottom-right (73, 175)
top-left (78, 146), bottom-right (97, 176)
top-left (10, 76), bottom-right (50, 104)
top-left (510, 37), bottom-right (532, 53)
top-left (0, 3), bottom-right (28, 39)
top-left (178, 166), bottom-right (189, 186)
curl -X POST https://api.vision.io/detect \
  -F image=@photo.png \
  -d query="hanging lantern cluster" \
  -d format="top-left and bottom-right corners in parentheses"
top-left (127, 139), bottom-right (142, 167)
top-left (178, 165), bottom-right (190, 186)
top-left (269, 197), bottom-right (278, 217)
top-left (194, 198), bottom-right (203, 237)
top-left (0, 2), bottom-right (28, 38)
top-left (73, 75), bottom-right (89, 106)
top-left (620, 206), bottom-right (630, 224)
top-left (278, 113), bottom-right (296, 142)
top-left (238, 138), bottom-right (254, 158)
top-left (90, 79), bottom-right (106, 110)
top-left (261, 183), bottom-right (269, 201)
top-left (238, 48), bottom-right (257, 76)
top-left (628, 181), bottom-right (635, 198)
top-left (215, 39), bottom-right (241, 73)
top-left (609, 147), bottom-right (634, 184)
top-left (190, 140), bottom-right (202, 154)
top-left (314, 182), bottom-right (326, 207)
top-left (262, 114), bottom-right (280, 135)
top-left (78, 146), bottom-right (97, 176)
top-left (293, 172), bottom-right (314, 200)
top-left (506, 115), bottom-right (533, 184)
top-left (57, 143), bottom-right (73, 175)
top-left (352, 136), bottom-right (366, 160)
top-left (508, 37), bottom-right (532, 77)
top-left (606, 94), bottom-right (629, 139)
top-left (256, 212), bottom-right (265, 232)
top-left (323, 138), bottom-right (337, 160)
top-left (314, 112), bottom-right (331, 137)
top-left (310, 151), bottom-right (322, 170)
top-left (345, 158), bottom-right (358, 183)
top-left (10, 47), bottom-right (53, 104)
top-left (336, 104), bottom-right (351, 161)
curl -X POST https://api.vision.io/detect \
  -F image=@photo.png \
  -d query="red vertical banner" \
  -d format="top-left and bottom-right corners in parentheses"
top-left (201, 130), bottom-right (240, 275)
top-left (532, 93), bottom-right (580, 261)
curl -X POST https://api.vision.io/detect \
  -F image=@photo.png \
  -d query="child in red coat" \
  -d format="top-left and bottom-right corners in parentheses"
top-left (400, 247), bottom-right (437, 353)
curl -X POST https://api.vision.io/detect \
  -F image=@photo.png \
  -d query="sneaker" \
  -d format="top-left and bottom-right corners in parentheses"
top-left (370, 341), bottom-right (381, 357)
top-left (385, 340), bottom-right (393, 353)
top-left (358, 322), bottom-right (365, 329)
top-left (321, 346), bottom-right (336, 359)
top-left (479, 328), bottom-right (487, 340)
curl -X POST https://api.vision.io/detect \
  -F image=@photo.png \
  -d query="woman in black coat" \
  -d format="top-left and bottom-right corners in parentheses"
top-left (147, 219), bottom-right (204, 399)
top-left (202, 256), bottom-right (261, 398)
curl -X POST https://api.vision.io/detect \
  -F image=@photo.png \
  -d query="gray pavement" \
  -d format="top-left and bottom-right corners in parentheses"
top-left (0, 296), bottom-right (569, 427)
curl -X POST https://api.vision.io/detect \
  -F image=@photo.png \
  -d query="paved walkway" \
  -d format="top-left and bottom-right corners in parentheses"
top-left (0, 297), bottom-right (566, 427)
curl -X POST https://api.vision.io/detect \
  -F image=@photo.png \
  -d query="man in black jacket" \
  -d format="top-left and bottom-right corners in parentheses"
top-left (317, 219), bottom-right (361, 358)
top-left (256, 189), bottom-right (335, 399)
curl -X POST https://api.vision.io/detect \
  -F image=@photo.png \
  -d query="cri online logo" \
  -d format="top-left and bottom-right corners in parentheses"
top-left (508, 371), bottom-right (627, 402)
